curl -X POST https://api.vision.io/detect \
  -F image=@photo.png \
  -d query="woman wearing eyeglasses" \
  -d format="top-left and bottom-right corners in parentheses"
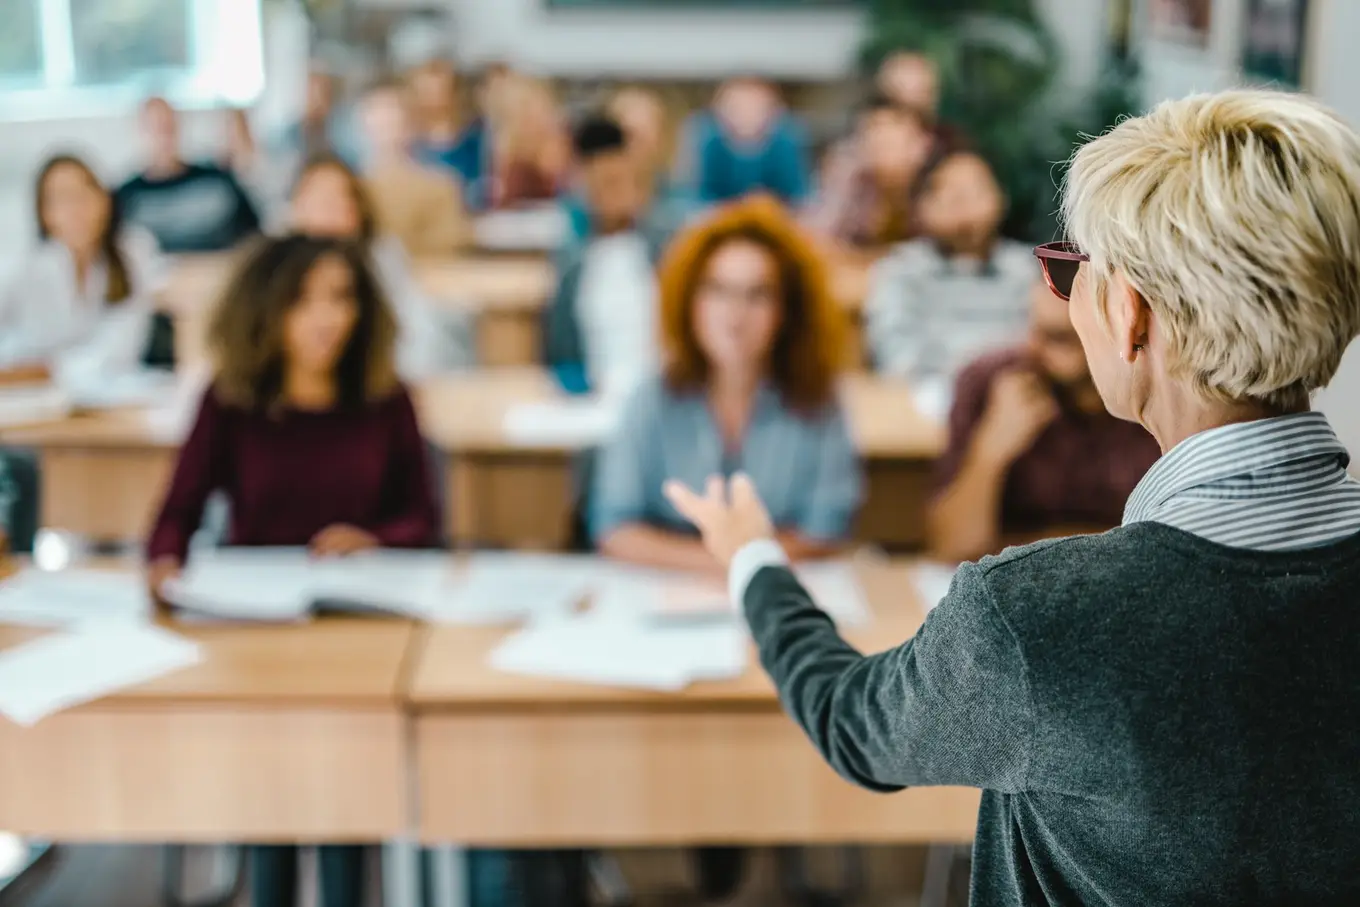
top-left (665, 89), bottom-right (1360, 905)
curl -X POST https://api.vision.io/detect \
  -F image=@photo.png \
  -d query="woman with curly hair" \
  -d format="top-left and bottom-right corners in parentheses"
top-left (592, 195), bottom-right (862, 570)
top-left (145, 235), bottom-right (439, 907)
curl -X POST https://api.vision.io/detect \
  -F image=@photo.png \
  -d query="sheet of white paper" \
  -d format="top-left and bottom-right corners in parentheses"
top-left (167, 548), bottom-right (452, 622)
top-left (912, 376), bottom-right (953, 424)
top-left (792, 561), bottom-right (872, 627)
top-left (0, 623), bottom-right (201, 726)
top-left (911, 563), bottom-right (958, 613)
top-left (490, 609), bottom-right (747, 691)
top-left (63, 370), bottom-right (180, 410)
top-left (502, 399), bottom-right (621, 448)
top-left (426, 552), bottom-right (596, 625)
top-left (0, 384), bottom-right (72, 428)
top-left (0, 569), bottom-right (151, 628)
top-left (473, 207), bottom-right (567, 252)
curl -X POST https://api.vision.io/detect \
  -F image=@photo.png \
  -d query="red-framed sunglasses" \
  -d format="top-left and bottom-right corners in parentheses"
top-left (1033, 242), bottom-right (1090, 302)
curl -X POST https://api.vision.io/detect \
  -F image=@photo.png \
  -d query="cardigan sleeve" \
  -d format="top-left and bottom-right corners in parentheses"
top-left (146, 389), bottom-right (231, 562)
top-left (742, 561), bottom-right (1033, 793)
top-left (369, 389), bottom-right (441, 548)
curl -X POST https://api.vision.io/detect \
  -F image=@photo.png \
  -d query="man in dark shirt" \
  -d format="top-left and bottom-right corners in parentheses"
top-left (927, 279), bottom-right (1160, 561)
top-left (116, 96), bottom-right (261, 253)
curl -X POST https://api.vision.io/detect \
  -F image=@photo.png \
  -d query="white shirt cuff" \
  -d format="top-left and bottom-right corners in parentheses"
top-left (728, 538), bottom-right (790, 609)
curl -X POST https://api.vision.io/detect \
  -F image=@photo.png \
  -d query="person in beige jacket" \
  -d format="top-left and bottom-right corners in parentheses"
top-left (357, 77), bottom-right (471, 258)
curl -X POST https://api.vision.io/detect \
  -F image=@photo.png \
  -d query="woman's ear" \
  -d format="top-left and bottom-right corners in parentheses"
top-left (1110, 271), bottom-right (1151, 362)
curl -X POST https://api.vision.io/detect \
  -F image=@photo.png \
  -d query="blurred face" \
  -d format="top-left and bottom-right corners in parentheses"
top-left (40, 162), bottom-right (110, 254)
top-left (715, 79), bottom-right (779, 143)
top-left (861, 107), bottom-right (931, 186)
top-left (878, 53), bottom-right (939, 117)
top-left (692, 238), bottom-right (783, 376)
top-left (1027, 280), bottom-right (1091, 390)
top-left (583, 150), bottom-right (644, 233)
top-left (140, 98), bottom-right (180, 163)
top-left (411, 66), bottom-right (456, 118)
top-left (917, 154), bottom-right (1004, 254)
top-left (282, 254), bottom-right (360, 375)
top-left (292, 166), bottom-right (363, 239)
top-left (611, 90), bottom-right (665, 165)
top-left (305, 72), bottom-right (335, 121)
top-left (360, 88), bottom-right (412, 154)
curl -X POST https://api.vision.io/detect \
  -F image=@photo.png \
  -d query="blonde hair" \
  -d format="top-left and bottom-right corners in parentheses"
top-left (494, 74), bottom-right (561, 164)
top-left (1062, 89), bottom-right (1360, 410)
top-left (608, 85), bottom-right (678, 172)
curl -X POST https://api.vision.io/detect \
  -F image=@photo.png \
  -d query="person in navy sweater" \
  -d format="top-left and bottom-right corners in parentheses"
top-left (146, 235), bottom-right (439, 907)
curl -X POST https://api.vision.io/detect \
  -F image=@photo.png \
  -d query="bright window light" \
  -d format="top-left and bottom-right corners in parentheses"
top-left (0, 0), bottom-right (264, 121)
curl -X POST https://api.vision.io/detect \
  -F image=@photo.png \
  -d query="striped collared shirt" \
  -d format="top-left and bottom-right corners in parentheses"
top-left (1123, 412), bottom-right (1360, 551)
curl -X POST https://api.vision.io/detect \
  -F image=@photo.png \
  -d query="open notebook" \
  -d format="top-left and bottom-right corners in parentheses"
top-left (162, 548), bottom-right (454, 622)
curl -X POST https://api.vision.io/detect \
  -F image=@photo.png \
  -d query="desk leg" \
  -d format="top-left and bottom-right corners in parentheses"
top-left (426, 845), bottom-right (466, 907)
top-left (382, 840), bottom-right (423, 907)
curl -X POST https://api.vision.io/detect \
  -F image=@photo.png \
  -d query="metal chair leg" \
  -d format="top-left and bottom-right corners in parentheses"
top-left (776, 846), bottom-right (865, 906)
top-left (161, 845), bottom-right (246, 907)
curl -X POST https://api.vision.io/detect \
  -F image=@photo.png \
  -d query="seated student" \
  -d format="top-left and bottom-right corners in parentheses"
top-left (0, 154), bottom-right (164, 553)
top-left (0, 154), bottom-right (162, 386)
top-left (927, 279), bottom-right (1161, 563)
top-left (408, 59), bottom-right (490, 207)
top-left (289, 153), bottom-right (474, 375)
top-left (486, 74), bottom-right (571, 209)
top-left (546, 115), bottom-right (667, 398)
top-left (271, 66), bottom-right (355, 165)
top-left (145, 235), bottom-right (438, 907)
top-left (116, 97), bottom-right (262, 253)
top-left (592, 196), bottom-right (861, 900)
top-left (358, 77), bottom-right (471, 257)
top-left (805, 93), bottom-right (934, 250)
top-left (875, 50), bottom-right (967, 151)
top-left (682, 76), bottom-right (811, 206)
top-left (865, 150), bottom-right (1035, 382)
top-left (605, 86), bottom-right (694, 236)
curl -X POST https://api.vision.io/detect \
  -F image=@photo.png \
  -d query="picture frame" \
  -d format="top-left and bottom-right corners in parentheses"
top-left (1146, 0), bottom-right (1213, 48)
top-left (1241, 0), bottom-right (1310, 87)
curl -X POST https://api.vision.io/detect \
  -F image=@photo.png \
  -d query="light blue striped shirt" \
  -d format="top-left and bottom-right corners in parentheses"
top-left (1123, 412), bottom-right (1360, 551)
top-left (592, 376), bottom-right (863, 544)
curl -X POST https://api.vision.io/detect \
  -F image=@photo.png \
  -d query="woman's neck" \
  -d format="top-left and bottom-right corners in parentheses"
top-left (1140, 390), bottom-right (1301, 454)
top-left (283, 367), bottom-right (337, 411)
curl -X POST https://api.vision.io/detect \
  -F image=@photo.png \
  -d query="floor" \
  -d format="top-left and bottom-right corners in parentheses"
top-left (5, 844), bottom-right (967, 907)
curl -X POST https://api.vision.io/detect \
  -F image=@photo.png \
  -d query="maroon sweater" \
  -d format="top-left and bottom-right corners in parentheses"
top-left (146, 386), bottom-right (440, 562)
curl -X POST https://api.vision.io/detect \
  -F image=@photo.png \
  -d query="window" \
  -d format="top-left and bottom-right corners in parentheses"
top-left (0, 0), bottom-right (263, 120)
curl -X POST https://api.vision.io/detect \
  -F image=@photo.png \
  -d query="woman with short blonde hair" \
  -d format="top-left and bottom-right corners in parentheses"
top-left (666, 89), bottom-right (1360, 904)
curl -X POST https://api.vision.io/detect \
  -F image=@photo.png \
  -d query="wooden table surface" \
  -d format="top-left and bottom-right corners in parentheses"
top-left (410, 561), bottom-right (981, 846)
top-left (0, 618), bottom-right (415, 841)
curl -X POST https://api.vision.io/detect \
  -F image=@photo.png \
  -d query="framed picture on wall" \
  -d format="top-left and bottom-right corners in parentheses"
top-left (546, 0), bottom-right (860, 6)
top-left (1147, 0), bottom-right (1213, 47)
top-left (1241, 0), bottom-right (1310, 87)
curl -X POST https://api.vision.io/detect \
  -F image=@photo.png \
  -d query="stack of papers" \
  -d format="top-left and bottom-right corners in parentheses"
top-left (163, 548), bottom-right (453, 622)
top-left (912, 376), bottom-right (954, 424)
top-left (0, 623), bottom-right (201, 726)
top-left (0, 384), bottom-right (72, 428)
top-left (911, 563), bottom-right (958, 613)
top-left (425, 552), bottom-right (596, 625)
top-left (502, 399), bottom-right (621, 447)
top-left (63, 370), bottom-right (180, 410)
top-left (490, 609), bottom-right (747, 691)
top-left (0, 569), bottom-right (151, 628)
top-left (473, 207), bottom-right (567, 252)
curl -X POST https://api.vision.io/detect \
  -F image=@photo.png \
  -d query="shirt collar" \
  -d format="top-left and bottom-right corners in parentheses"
top-left (1123, 412), bottom-right (1351, 525)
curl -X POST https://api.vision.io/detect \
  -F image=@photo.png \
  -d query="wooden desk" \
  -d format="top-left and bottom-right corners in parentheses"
top-left (0, 618), bottom-right (414, 842)
top-left (409, 561), bottom-right (980, 846)
top-left (418, 369), bottom-right (945, 551)
top-left (159, 255), bottom-right (871, 369)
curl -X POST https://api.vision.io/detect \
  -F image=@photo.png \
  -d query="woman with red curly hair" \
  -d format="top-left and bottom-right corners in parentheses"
top-left (592, 195), bottom-right (863, 571)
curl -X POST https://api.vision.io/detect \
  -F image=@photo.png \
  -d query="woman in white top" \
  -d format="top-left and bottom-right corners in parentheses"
top-left (0, 154), bottom-right (163, 387)
top-left (288, 152), bottom-right (475, 378)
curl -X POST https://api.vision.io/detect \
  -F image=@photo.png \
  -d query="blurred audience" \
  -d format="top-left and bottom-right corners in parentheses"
top-left (876, 50), bottom-right (966, 151)
top-left (2, 154), bottom-right (162, 386)
top-left (222, 108), bottom-right (289, 222)
top-left (546, 114), bottom-right (667, 397)
top-left (807, 93), bottom-right (934, 250)
top-left (865, 150), bottom-right (1034, 382)
top-left (358, 77), bottom-right (471, 257)
top-left (927, 279), bottom-right (1161, 562)
top-left (288, 153), bottom-right (474, 377)
top-left (683, 76), bottom-right (811, 205)
top-left (409, 59), bottom-right (490, 207)
top-left (116, 97), bottom-right (261, 253)
top-left (487, 74), bottom-right (572, 209)
top-left (593, 196), bottom-right (860, 569)
top-left (271, 66), bottom-right (355, 164)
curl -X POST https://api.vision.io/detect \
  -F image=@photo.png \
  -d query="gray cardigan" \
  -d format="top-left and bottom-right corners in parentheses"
top-left (744, 522), bottom-right (1360, 905)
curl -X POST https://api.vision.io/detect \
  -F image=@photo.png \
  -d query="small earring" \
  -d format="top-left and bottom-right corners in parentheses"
top-left (1133, 343), bottom-right (1145, 352)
